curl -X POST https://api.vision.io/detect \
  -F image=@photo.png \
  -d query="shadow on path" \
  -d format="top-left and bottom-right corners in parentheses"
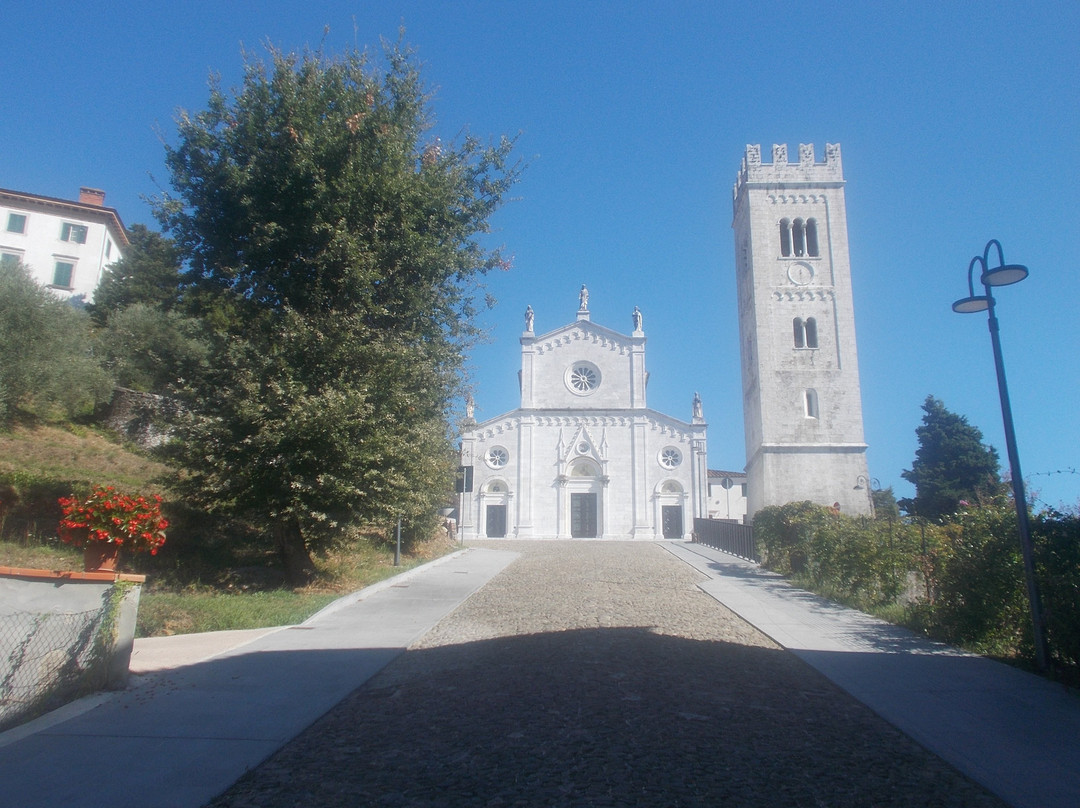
top-left (209, 627), bottom-right (1007, 808)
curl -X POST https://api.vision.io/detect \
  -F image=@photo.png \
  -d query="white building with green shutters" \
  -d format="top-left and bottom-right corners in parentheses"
top-left (0, 186), bottom-right (127, 303)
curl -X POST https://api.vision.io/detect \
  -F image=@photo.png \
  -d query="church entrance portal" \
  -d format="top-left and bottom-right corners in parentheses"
top-left (570, 493), bottom-right (598, 538)
top-left (662, 505), bottom-right (683, 539)
top-left (486, 504), bottom-right (507, 538)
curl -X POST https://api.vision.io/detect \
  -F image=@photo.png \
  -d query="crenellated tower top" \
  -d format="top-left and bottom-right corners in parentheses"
top-left (733, 143), bottom-right (844, 208)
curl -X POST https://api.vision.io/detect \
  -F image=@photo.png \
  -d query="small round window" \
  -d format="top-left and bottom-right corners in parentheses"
top-left (486, 446), bottom-right (509, 468)
top-left (658, 446), bottom-right (682, 469)
top-left (566, 362), bottom-right (601, 395)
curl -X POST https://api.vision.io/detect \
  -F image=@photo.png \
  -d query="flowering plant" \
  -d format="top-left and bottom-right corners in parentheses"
top-left (58, 486), bottom-right (168, 555)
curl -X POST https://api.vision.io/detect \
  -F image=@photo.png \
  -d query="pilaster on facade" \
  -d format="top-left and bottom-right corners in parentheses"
top-left (519, 331), bottom-right (537, 408)
top-left (629, 334), bottom-right (647, 409)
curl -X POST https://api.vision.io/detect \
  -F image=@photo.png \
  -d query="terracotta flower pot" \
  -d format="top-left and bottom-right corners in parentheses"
top-left (83, 542), bottom-right (120, 572)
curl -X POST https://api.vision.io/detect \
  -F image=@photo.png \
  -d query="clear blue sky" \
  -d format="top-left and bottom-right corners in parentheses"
top-left (3, 2), bottom-right (1077, 510)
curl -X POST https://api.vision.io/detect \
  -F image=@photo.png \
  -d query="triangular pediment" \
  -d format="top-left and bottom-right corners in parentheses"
top-left (529, 319), bottom-right (638, 359)
top-left (531, 317), bottom-right (630, 345)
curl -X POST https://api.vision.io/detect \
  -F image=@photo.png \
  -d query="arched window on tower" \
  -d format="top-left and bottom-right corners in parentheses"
top-left (805, 389), bottom-right (819, 419)
top-left (805, 218), bottom-right (819, 257)
top-left (792, 219), bottom-right (806, 257)
top-left (779, 219), bottom-right (792, 257)
top-left (794, 317), bottom-right (817, 349)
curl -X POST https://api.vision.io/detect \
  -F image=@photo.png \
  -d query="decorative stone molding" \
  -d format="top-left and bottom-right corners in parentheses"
top-left (773, 289), bottom-right (836, 303)
top-left (767, 193), bottom-right (826, 205)
top-left (535, 328), bottom-right (625, 356)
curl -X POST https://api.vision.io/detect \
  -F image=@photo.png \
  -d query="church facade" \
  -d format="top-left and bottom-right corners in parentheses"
top-left (458, 291), bottom-right (708, 540)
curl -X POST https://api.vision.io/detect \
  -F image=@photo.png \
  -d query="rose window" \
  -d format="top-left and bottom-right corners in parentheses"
top-left (659, 447), bottom-right (682, 469)
top-left (569, 365), bottom-right (598, 392)
top-left (487, 447), bottom-right (509, 468)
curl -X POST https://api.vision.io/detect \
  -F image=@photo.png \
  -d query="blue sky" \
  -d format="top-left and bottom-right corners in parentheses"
top-left (3, 2), bottom-right (1077, 509)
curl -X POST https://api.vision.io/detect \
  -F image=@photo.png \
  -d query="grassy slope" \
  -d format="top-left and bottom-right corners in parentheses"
top-left (0, 422), bottom-right (457, 637)
top-left (0, 422), bottom-right (169, 493)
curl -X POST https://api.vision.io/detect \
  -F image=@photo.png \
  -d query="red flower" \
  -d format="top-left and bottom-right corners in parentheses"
top-left (58, 486), bottom-right (167, 555)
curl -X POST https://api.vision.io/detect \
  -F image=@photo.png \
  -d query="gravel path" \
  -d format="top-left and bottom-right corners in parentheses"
top-left (207, 542), bottom-right (1006, 807)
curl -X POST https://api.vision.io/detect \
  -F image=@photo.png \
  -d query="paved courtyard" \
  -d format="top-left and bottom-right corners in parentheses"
top-left (208, 541), bottom-right (1005, 807)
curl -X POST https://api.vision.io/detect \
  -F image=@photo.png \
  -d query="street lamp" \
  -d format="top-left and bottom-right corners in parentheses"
top-left (952, 239), bottom-right (1048, 672)
top-left (853, 475), bottom-right (876, 518)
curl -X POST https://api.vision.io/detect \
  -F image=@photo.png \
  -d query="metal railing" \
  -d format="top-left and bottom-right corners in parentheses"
top-left (693, 518), bottom-right (758, 562)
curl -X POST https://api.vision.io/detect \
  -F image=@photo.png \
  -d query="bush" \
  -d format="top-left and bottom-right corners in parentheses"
top-left (753, 501), bottom-right (828, 575)
top-left (752, 497), bottom-right (1080, 677)
top-left (921, 500), bottom-right (1030, 656)
top-left (755, 502), bottom-right (917, 611)
top-left (1033, 510), bottom-right (1080, 671)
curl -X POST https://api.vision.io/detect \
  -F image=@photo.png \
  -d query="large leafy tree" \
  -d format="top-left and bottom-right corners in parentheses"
top-left (900, 396), bottom-right (1002, 521)
top-left (154, 43), bottom-right (519, 583)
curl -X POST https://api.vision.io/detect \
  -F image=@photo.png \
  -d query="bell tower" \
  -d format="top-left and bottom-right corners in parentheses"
top-left (732, 143), bottom-right (871, 518)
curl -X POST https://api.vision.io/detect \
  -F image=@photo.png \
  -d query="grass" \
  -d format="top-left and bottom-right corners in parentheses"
top-left (135, 535), bottom-right (457, 637)
top-left (0, 422), bottom-right (170, 493)
top-left (1, 419), bottom-right (461, 640)
top-left (0, 537), bottom-right (82, 570)
top-left (1, 528), bottom-right (459, 639)
top-left (135, 590), bottom-right (343, 637)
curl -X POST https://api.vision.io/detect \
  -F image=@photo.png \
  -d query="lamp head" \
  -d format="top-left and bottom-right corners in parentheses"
top-left (953, 295), bottom-right (991, 314)
top-left (982, 263), bottom-right (1028, 287)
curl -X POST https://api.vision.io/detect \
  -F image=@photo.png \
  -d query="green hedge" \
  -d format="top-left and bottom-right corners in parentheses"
top-left (753, 499), bottom-right (1079, 678)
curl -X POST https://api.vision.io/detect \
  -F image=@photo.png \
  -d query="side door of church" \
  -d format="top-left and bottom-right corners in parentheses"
top-left (570, 493), bottom-right (598, 538)
top-left (662, 505), bottom-right (683, 539)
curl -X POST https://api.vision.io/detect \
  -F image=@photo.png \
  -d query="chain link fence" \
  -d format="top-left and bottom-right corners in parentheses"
top-left (0, 594), bottom-right (114, 733)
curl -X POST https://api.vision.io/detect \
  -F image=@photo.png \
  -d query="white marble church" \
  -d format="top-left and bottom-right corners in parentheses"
top-left (458, 142), bottom-right (871, 535)
top-left (458, 288), bottom-right (708, 540)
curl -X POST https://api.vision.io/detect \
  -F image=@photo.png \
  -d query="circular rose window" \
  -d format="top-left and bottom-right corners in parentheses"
top-left (566, 362), bottom-right (601, 395)
top-left (658, 446), bottom-right (682, 469)
top-left (486, 446), bottom-right (509, 468)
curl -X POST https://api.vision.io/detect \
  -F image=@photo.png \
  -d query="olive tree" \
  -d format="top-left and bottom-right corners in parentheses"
top-left (0, 262), bottom-right (112, 422)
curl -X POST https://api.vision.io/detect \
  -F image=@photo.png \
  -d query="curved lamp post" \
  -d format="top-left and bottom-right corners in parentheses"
top-left (853, 475), bottom-right (876, 518)
top-left (952, 239), bottom-right (1048, 672)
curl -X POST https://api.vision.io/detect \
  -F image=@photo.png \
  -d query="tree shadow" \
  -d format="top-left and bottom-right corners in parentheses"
top-left (208, 627), bottom-right (1007, 807)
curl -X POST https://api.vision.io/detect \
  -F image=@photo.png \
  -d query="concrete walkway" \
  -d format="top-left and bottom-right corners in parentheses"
top-left (665, 541), bottom-right (1080, 808)
top-left (2, 541), bottom-right (1078, 807)
top-left (0, 548), bottom-right (519, 808)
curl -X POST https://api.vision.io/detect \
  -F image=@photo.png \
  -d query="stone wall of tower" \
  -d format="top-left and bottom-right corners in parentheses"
top-left (732, 143), bottom-right (871, 518)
